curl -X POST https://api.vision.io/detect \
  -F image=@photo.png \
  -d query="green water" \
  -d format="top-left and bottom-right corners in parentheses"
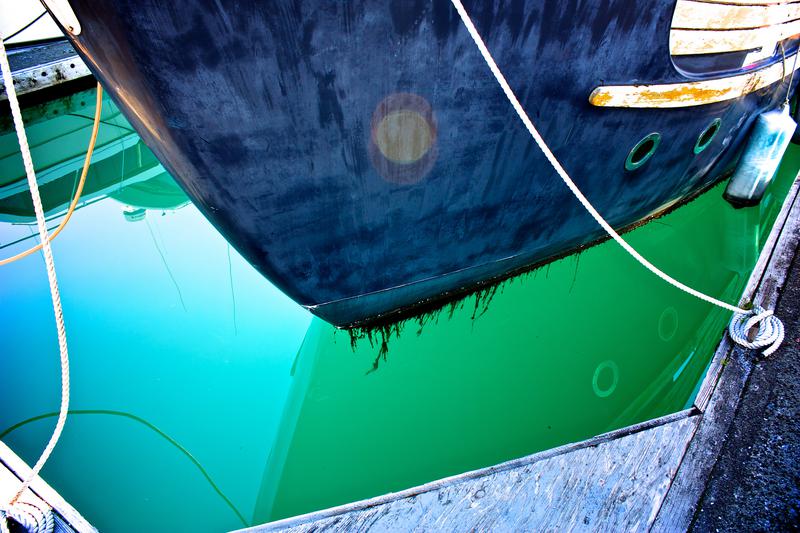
top-left (0, 87), bottom-right (797, 531)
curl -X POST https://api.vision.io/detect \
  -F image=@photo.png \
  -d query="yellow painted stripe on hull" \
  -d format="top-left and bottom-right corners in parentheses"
top-left (589, 53), bottom-right (798, 108)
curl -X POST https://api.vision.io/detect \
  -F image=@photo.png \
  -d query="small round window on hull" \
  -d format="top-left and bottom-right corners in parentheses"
top-left (694, 118), bottom-right (721, 154)
top-left (625, 133), bottom-right (661, 171)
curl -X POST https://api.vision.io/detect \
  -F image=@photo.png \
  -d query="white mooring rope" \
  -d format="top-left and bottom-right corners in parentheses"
top-left (449, 0), bottom-right (785, 356)
top-left (0, 495), bottom-right (55, 533)
top-left (0, 35), bottom-right (69, 532)
top-left (729, 305), bottom-right (785, 357)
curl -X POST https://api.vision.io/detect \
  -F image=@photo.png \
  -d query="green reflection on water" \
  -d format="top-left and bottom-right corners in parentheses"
top-left (0, 87), bottom-right (797, 531)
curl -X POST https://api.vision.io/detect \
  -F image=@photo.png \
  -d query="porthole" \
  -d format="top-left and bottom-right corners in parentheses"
top-left (592, 360), bottom-right (619, 398)
top-left (658, 306), bottom-right (679, 342)
top-left (694, 118), bottom-right (721, 154)
top-left (625, 133), bottom-right (661, 171)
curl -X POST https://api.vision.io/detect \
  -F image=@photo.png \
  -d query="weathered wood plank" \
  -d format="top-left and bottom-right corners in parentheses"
top-left (694, 176), bottom-right (800, 411)
top-left (0, 441), bottom-right (96, 533)
top-left (673, 0), bottom-right (800, 31)
top-left (0, 56), bottom-right (90, 101)
top-left (238, 411), bottom-right (699, 533)
top-left (0, 460), bottom-right (78, 533)
top-left (671, 20), bottom-right (800, 55)
top-left (652, 173), bottom-right (800, 532)
top-left (651, 348), bottom-right (754, 533)
top-left (589, 52), bottom-right (798, 108)
top-left (241, 163), bottom-right (800, 533)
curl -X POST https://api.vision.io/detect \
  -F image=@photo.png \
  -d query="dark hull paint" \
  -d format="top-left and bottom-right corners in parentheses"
top-left (57, 0), bottom-right (796, 326)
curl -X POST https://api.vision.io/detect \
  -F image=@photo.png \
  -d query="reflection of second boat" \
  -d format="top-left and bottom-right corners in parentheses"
top-left (0, 86), bottom-right (188, 234)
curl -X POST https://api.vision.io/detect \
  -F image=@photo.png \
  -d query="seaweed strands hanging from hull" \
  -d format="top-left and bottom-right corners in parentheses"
top-left (344, 168), bottom-right (741, 371)
top-left (347, 281), bottom-right (503, 373)
top-left (51, 0), bottom-right (799, 327)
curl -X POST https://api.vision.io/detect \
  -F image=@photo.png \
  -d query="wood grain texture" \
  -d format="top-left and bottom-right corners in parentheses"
top-left (240, 416), bottom-right (699, 532)
top-left (241, 173), bottom-right (800, 533)
top-left (0, 464), bottom-right (77, 533)
top-left (651, 347), bottom-right (755, 533)
top-left (0, 56), bottom-right (90, 101)
top-left (652, 173), bottom-right (800, 531)
top-left (695, 178), bottom-right (800, 411)
top-left (672, 1), bottom-right (800, 31)
top-left (0, 441), bottom-right (97, 533)
top-left (670, 20), bottom-right (800, 55)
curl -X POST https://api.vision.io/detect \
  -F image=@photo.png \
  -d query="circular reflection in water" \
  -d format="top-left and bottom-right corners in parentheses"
top-left (592, 360), bottom-right (619, 398)
top-left (369, 93), bottom-right (437, 184)
top-left (658, 306), bottom-right (679, 342)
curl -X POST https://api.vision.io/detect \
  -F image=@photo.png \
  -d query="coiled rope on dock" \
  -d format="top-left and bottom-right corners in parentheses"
top-left (729, 305), bottom-right (785, 357)
top-left (0, 34), bottom-right (100, 533)
top-left (449, 0), bottom-right (785, 356)
top-left (0, 494), bottom-right (54, 533)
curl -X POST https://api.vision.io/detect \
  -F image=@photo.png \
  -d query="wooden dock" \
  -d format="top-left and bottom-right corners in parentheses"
top-left (0, 441), bottom-right (95, 532)
top-left (237, 175), bottom-right (800, 532)
top-left (0, 40), bottom-right (90, 100)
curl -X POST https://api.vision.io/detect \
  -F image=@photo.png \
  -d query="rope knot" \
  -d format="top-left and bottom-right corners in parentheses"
top-left (0, 497), bottom-right (55, 533)
top-left (729, 305), bottom-right (785, 357)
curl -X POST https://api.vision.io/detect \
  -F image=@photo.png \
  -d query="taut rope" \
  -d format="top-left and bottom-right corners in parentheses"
top-left (450, 0), bottom-right (784, 356)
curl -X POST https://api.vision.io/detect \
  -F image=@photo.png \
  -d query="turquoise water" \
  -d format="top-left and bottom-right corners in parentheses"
top-left (0, 87), bottom-right (796, 531)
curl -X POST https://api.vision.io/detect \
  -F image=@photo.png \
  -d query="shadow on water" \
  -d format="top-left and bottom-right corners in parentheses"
top-left (0, 85), bottom-right (798, 530)
top-left (250, 148), bottom-right (798, 522)
top-left (0, 87), bottom-right (313, 531)
top-left (344, 176), bottom-right (730, 371)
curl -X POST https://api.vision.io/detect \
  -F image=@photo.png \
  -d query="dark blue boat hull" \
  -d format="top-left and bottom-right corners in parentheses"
top-left (56, 0), bottom-right (796, 326)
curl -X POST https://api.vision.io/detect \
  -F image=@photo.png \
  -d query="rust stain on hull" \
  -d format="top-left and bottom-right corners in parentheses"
top-left (590, 52), bottom-right (798, 108)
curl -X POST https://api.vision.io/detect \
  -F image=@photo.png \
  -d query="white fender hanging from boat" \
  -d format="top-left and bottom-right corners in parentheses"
top-left (725, 105), bottom-right (797, 207)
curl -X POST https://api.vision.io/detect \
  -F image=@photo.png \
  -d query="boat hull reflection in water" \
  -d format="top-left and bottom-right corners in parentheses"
top-left (57, 0), bottom-right (800, 325)
top-left (0, 87), bottom-right (188, 222)
top-left (0, 88), bottom-right (797, 531)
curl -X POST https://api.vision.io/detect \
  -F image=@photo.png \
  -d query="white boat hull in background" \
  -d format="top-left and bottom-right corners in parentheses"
top-left (0, 0), bottom-right (63, 44)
